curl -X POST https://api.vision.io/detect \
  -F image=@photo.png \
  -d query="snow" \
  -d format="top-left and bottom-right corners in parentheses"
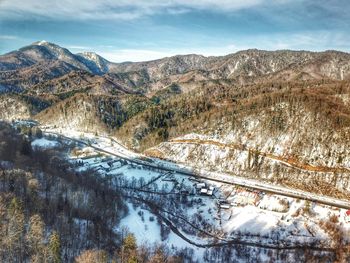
top-left (166, 231), bottom-right (206, 259)
top-left (259, 195), bottom-right (289, 212)
top-left (33, 126), bottom-right (350, 259)
top-left (119, 202), bottom-right (206, 260)
top-left (31, 138), bottom-right (60, 149)
top-left (200, 188), bottom-right (208, 194)
top-left (222, 205), bottom-right (279, 235)
top-left (119, 203), bottom-right (162, 245)
top-left (36, 40), bottom-right (48, 46)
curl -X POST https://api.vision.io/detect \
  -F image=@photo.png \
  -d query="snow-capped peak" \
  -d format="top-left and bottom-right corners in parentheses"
top-left (37, 40), bottom-right (48, 46)
top-left (77, 52), bottom-right (110, 74)
top-left (32, 40), bottom-right (56, 47)
top-left (81, 52), bottom-right (99, 60)
top-left (79, 52), bottom-right (107, 63)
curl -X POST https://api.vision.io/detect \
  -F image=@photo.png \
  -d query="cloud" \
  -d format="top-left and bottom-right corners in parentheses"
top-left (96, 44), bottom-right (242, 62)
top-left (98, 49), bottom-right (174, 62)
top-left (0, 0), bottom-right (288, 21)
top-left (1, 1), bottom-right (348, 55)
top-left (235, 31), bottom-right (350, 52)
top-left (94, 30), bottom-right (350, 63)
top-left (0, 35), bottom-right (19, 40)
top-left (67, 45), bottom-right (93, 50)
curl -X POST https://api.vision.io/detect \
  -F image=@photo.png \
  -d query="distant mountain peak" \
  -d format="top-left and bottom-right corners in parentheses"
top-left (80, 51), bottom-right (98, 56)
top-left (76, 52), bottom-right (110, 74)
top-left (31, 40), bottom-right (58, 48)
top-left (36, 40), bottom-right (49, 45)
top-left (78, 51), bottom-right (108, 62)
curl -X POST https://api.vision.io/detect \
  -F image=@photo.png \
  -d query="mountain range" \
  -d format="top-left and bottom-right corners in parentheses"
top-left (1, 41), bottom-right (350, 95)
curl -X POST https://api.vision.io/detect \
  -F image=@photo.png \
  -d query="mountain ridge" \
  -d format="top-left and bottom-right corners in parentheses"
top-left (4, 41), bottom-right (350, 63)
top-left (2, 41), bottom-right (350, 96)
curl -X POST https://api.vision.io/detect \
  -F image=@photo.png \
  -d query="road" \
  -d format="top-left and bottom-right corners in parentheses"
top-left (45, 130), bottom-right (350, 210)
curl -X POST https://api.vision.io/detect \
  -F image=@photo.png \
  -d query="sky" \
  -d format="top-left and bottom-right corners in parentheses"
top-left (0, 0), bottom-right (349, 62)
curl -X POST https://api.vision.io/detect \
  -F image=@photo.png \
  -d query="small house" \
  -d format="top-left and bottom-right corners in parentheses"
top-left (230, 189), bottom-right (260, 206)
top-left (345, 210), bottom-right (350, 223)
top-left (196, 183), bottom-right (206, 189)
top-left (200, 188), bottom-right (208, 195)
top-left (220, 204), bottom-right (230, 209)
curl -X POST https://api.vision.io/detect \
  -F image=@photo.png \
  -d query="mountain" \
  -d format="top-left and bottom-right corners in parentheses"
top-left (116, 78), bottom-right (350, 200)
top-left (106, 49), bottom-right (350, 94)
top-left (1, 41), bottom-right (350, 135)
top-left (76, 51), bottom-right (110, 74)
top-left (35, 92), bottom-right (151, 132)
top-left (1, 41), bottom-right (83, 71)
top-left (0, 41), bottom-right (112, 75)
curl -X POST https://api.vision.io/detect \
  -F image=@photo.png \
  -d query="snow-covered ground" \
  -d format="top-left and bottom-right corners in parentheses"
top-left (31, 137), bottom-right (60, 149)
top-left (119, 202), bottom-right (162, 244)
top-left (35, 127), bottom-right (350, 261)
top-left (70, 143), bottom-right (350, 246)
top-left (119, 202), bottom-right (207, 259)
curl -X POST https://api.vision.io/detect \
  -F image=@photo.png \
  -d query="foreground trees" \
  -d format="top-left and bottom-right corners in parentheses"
top-left (49, 231), bottom-right (62, 263)
top-left (0, 122), bottom-right (192, 262)
top-left (75, 249), bottom-right (107, 263)
top-left (0, 122), bottom-right (125, 262)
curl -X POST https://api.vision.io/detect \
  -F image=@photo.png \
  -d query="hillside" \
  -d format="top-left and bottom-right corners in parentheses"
top-left (116, 79), bottom-right (350, 200)
top-left (0, 122), bottom-right (198, 262)
top-left (0, 122), bottom-right (126, 262)
top-left (36, 93), bottom-right (152, 133)
top-left (3, 120), bottom-right (348, 262)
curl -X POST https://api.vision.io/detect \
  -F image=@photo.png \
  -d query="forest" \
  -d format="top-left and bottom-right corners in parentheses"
top-left (116, 80), bottom-right (350, 150)
top-left (0, 122), bottom-right (186, 262)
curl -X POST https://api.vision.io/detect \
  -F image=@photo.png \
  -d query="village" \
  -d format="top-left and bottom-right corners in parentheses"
top-left (25, 130), bottom-right (350, 260)
top-left (68, 141), bottom-right (350, 232)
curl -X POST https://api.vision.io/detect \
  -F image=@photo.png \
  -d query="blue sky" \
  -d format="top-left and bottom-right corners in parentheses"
top-left (0, 0), bottom-right (349, 62)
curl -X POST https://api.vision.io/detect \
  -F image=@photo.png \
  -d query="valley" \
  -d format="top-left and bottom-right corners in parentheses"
top-left (24, 122), bottom-right (350, 261)
top-left (42, 127), bottom-right (350, 209)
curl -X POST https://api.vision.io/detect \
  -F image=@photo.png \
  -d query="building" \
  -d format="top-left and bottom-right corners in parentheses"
top-left (230, 189), bottom-right (261, 206)
top-left (200, 188), bottom-right (208, 195)
top-left (220, 204), bottom-right (230, 209)
top-left (196, 183), bottom-right (206, 189)
top-left (345, 210), bottom-right (350, 223)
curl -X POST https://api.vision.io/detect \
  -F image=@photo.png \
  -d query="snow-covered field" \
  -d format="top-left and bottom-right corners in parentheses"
top-left (69, 141), bottom-right (350, 244)
top-left (35, 128), bottom-right (350, 261)
top-left (31, 137), bottom-right (60, 149)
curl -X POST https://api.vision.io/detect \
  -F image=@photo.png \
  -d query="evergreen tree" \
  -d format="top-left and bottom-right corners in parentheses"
top-left (75, 249), bottom-right (108, 263)
top-left (7, 197), bottom-right (25, 262)
top-left (20, 138), bottom-right (32, 156)
top-left (49, 231), bottom-right (61, 263)
top-left (121, 233), bottom-right (137, 263)
top-left (26, 214), bottom-right (45, 257)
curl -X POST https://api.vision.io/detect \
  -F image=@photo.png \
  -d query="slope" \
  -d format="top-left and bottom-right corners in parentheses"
top-left (36, 93), bottom-right (152, 133)
top-left (116, 79), bottom-right (350, 199)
